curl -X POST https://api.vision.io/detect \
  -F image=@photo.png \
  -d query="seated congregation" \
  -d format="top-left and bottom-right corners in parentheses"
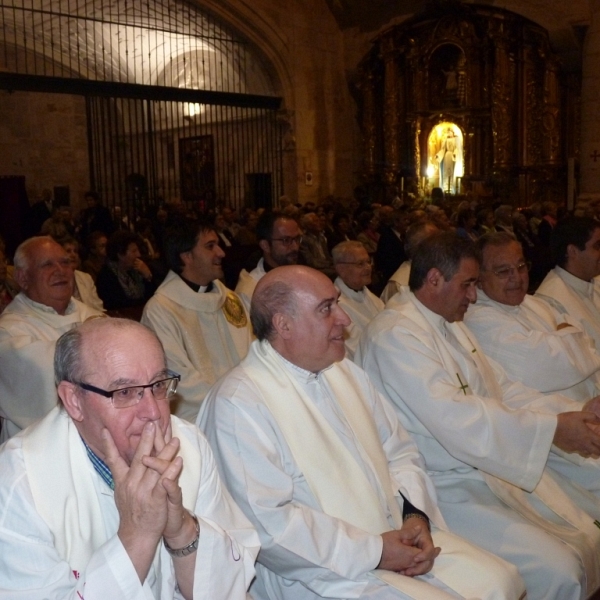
top-left (2, 204), bottom-right (600, 599)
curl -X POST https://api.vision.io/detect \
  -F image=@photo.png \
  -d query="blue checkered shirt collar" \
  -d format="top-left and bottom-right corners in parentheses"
top-left (81, 437), bottom-right (114, 490)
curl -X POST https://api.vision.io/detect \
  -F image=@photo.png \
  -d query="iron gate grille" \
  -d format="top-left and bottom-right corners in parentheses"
top-left (0, 0), bottom-right (283, 217)
top-left (86, 96), bottom-right (283, 218)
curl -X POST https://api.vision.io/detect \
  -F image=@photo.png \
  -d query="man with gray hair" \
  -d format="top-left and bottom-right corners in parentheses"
top-left (198, 265), bottom-right (523, 600)
top-left (0, 317), bottom-right (260, 599)
top-left (332, 240), bottom-right (384, 359)
top-left (358, 231), bottom-right (600, 600)
top-left (0, 235), bottom-right (102, 441)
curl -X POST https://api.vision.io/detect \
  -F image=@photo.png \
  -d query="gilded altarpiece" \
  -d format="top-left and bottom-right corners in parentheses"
top-left (356, 3), bottom-right (575, 205)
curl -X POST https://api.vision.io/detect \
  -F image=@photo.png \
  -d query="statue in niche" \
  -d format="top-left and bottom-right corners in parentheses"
top-left (427, 123), bottom-right (464, 194)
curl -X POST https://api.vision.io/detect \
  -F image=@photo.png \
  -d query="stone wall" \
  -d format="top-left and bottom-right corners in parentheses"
top-left (0, 91), bottom-right (89, 211)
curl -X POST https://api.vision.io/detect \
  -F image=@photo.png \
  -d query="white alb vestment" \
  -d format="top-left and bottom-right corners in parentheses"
top-left (357, 292), bottom-right (600, 600)
top-left (0, 408), bottom-right (259, 599)
top-left (142, 271), bottom-right (253, 421)
top-left (198, 340), bottom-right (523, 600)
top-left (380, 260), bottom-right (411, 304)
top-left (0, 293), bottom-right (102, 442)
top-left (235, 257), bottom-right (266, 313)
top-left (335, 277), bottom-right (384, 360)
top-left (465, 290), bottom-right (600, 401)
top-left (73, 269), bottom-right (105, 312)
top-left (536, 266), bottom-right (600, 352)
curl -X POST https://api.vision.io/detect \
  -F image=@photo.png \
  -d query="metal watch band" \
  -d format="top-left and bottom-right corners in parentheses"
top-left (163, 513), bottom-right (200, 557)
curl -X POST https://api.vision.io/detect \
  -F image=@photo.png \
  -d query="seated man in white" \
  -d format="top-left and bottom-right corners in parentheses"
top-left (465, 231), bottom-right (600, 402)
top-left (357, 232), bottom-right (600, 600)
top-left (536, 216), bottom-right (600, 351)
top-left (0, 236), bottom-right (102, 442)
top-left (198, 265), bottom-right (524, 600)
top-left (332, 240), bottom-right (384, 360)
top-left (0, 317), bottom-right (259, 599)
top-left (235, 212), bottom-right (301, 313)
top-left (380, 220), bottom-right (439, 304)
top-left (142, 219), bottom-right (253, 421)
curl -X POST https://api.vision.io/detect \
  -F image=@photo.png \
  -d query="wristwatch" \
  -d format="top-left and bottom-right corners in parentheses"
top-left (163, 513), bottom-right (200, 557)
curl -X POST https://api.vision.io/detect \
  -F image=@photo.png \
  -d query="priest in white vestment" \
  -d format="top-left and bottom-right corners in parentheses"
top-left (198, 265), bottom-right (524, 600)
top-left (142, 220), bottom-right (253, 422)
top-left (235, 212), bottom-right (301, 313)
top-left (465, 232), bottom-right (600, 402)
top-left (0, 318), bottom-right (259, 600)
top-left (0, 236), bottom-right (102, 442)
top-left (333, 241), bottom-right (384, 359)
top-left (357, 232), bottom-right (600, 600)
top-left (535, 216), bottom-right (600, 351)
top-left (380, 221), bottom-right (439, 304)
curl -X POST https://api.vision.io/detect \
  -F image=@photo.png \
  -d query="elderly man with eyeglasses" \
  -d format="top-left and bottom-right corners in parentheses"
top-left (235, 212), bottom-right (301, 313)
top-left (332, 240), bottom-right (384, 360)
top-left (465, 232), bottom-right (600, 403)
top-left (0, 317), bottom-right (259, 600)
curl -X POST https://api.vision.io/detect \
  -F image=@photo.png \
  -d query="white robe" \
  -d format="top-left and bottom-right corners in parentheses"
top-left (141, 271), bottom-right (253, 422)
top-left (0, 293), bottom-right (102, 442)
top-left (74, 269), bottom-right (105, 312)
top-left (335, 277), bottom-right (384, 360)
top-left (197, 341), bottom-right (523, 600)
top-left (356, 293), bottom-right (600, 600)
top-left (465, 290), bottom-right (600, 401)
top-left (235, 258), bottom-right (266, 314)
top-left (536, 266), bottom-right (600, 352)
top-left (380, 260), bottom-right (411, 304)
top-left (0, 409), bottom-right (259, 600)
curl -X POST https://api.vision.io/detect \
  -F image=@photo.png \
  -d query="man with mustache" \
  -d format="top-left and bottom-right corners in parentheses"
top-left (357, 231), bottom-right (600, 600)
top-left (0, 317), bottom-right (259, 599)
top-left (142, 219), bottom-right (252, 421)
top-left (0, 235), bottom-right (102, 441)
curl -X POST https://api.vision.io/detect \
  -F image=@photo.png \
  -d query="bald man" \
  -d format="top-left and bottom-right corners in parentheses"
top-left (0, 236), bottom-right (102, 441)
top-left (198, 265), bottom-right (523, 600)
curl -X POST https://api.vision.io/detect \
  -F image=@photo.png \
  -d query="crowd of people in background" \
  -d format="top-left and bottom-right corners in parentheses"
top-left (2, 185), bottom-right (596, 320)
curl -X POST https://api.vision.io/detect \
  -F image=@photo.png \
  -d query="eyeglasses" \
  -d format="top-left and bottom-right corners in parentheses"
top-left (490, 262), bottom-right (530, 280)
top-left (271, 235), bottom-right (303, 247)
top-left (75, 371), bottom-right (181, 409)
top-left (336, 259), bottom-right (374, 268)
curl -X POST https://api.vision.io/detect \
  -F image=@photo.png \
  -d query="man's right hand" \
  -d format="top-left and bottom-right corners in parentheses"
top-left (554, 411), bottom-right (600, 458)
top-left (103, 422), bottom-right (183, 582)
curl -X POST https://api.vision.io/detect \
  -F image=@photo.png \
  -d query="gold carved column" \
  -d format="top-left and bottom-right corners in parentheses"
top-left (359, 71), bottom-right (377, 177)
top-left (490, 26), bottom-right (513, 170)
top-left (580, 0), bottom-right (600, 193)
top-left (542, 57), bottom-right (561, 165)
top-left (381, 37), bottom-right (399, 184)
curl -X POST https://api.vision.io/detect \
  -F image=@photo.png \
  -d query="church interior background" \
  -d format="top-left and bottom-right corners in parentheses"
top-left (0, 0), bottom-right (599, 226)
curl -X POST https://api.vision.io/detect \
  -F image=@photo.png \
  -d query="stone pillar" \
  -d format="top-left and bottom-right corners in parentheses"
top-left (581, 0), bottom-right (600, 192)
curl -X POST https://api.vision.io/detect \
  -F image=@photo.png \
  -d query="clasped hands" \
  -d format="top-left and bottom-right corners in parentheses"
top-left (102, 422), bottom-right (197, 580)
top-left (554, 395), bottom-right (600, 459)
top-left (378, 518), bottom-right (441, 577)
